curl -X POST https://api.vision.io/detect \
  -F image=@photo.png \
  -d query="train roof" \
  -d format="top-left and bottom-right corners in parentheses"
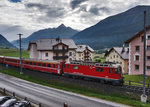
top-left (70, 60), bottom-right (120, 68)
top-left (0, 56), bottom-right (61, 63)
top-left (23, 58), bottom-right (61, 63)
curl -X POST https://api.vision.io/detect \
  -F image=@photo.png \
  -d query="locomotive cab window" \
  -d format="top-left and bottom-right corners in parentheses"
top-left (73, 65), bottom-right (78, 69)
top-left (96, 67), bottom-right (103, 72)
top-left (53, 64), bottom-right (55, 68)
top-left (115, 67), bottom-right (121, 74)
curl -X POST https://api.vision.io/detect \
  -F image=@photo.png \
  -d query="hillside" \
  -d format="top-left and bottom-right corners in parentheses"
top-left (0, 34), bottom-right (16, 49)
top-left (12, 24), bottom-right (79, 49)
top-left (72, 5), bottom-right (150, 49)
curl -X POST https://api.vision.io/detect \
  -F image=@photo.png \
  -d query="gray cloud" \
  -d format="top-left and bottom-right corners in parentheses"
top-left (26, 3), bottom-right (48, 10)
top-left (89, 6), bottom-right (110, 15)
top-left (70, 0), bottom-right (88, 9)
top-left (26, 3), bottom-right (66, 22)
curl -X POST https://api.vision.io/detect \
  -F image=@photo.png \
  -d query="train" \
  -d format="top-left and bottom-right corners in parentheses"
top-left (0, 56), bottom-right (124, 85)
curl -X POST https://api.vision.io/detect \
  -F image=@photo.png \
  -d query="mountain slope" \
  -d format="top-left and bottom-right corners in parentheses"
top-left (12, 24), bottom-right (79, 49)
top-left (0, 34), bottom-right (16, 49)
top-left (72, 5), bottom-right (150, 49)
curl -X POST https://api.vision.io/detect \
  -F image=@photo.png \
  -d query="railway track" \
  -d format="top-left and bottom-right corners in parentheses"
top-left (1, 64), bottom-right (150, 96)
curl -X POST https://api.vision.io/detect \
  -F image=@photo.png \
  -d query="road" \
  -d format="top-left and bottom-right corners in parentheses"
top-left (0, 73), bottom-right (129, 107)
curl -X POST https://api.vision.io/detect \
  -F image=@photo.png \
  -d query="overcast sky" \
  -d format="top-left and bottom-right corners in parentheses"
top-left (0, 0), bottom-right (150, 41)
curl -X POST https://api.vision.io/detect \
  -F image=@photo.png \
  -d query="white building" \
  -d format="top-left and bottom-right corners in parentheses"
top-left (28, 38), bottom-right (94, 62)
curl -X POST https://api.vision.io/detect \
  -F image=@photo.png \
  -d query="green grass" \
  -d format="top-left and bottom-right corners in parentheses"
top-left (0, 67), bottom-right (150, 107)
top-left (0, 49), bottom-right (29, 58)
top-left (93, 53), bottom-right (106, 62)
top-left (123, 74), bottom-right (150, 87)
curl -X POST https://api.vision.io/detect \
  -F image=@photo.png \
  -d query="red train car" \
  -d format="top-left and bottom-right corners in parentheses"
top-left (23, 58), bottom-right (63, 74)
top-left (64, 61), bottom-right (123, 85)
top-left (0, 56), bottom-right (63, 75)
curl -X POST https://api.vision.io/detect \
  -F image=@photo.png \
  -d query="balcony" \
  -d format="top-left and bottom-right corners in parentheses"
top-left (53, 55), bottom-right (68, 60)
top-left (53, 49), bottom-right (68, 53)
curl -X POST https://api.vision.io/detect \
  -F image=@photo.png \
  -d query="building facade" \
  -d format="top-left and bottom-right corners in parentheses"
top-left (125, 26), bottom-right (150, 75)
top-left (28, 38), bottom-right (94, 62)
top-left (28, 38), bottom-right (77, 63)
top-left (75, 45), bottom-right (94, 61)
top-left (105, 47), bottom-right (129, 74)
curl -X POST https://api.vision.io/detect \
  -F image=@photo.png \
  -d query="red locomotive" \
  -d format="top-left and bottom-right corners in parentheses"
top-left (0, 56), bottom-right (124, 85)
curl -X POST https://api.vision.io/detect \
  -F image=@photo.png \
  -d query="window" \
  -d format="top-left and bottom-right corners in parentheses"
top-left (69, 52), bottom-right (72, 56)
top-left (135, 65), bottom-right (139, 70)
top-left (96, 67), bottom-right (103, 72)
top-left (141, 36), bottom-right (144, 42)
top-left (30, 62), bottom-right (32, 65)
top-left (26, 62), bottom-right (28, 64)
top-left (47, 64), bottom-right (51, 67)
top-left (147, 56), bottom-right (150, 61)
top-left (109, 68), bottom-right (113, 73)
top-left (43, 63), bottom-right (46, 67)
top-left (146, 66), bottom-right (150, 71)
top-left (135, 55), bottom-right (139, 61)
top-left (147, 46), bottom-right (150, 50)
top-left (113, 55), bottom-right (115, 58)
top-left (45, 53), bottom-right (48, 57)
top-left (73, 65), bottom-right (78, 69)
top-left (135, 46), bottom-right (140, 52)
top-left (148, 36), bottom-right (150, 40)
top-left (67, 64), bottom-right (69, 68)
top-left (38, 63), bottom-right (41, 66)
top-left (147, 66), bottom-right (150, 71)
top-left (53, 64), bottom-right (55, 68)
top-left (33, 62), bottom-right (36, 65)
top-left (115, 68), bottom-right (120, 74)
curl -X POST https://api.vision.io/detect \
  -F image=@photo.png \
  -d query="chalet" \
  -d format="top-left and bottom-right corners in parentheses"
top-left (105, 47), bottom-right (129, 74)
top-left (125, 26), bottom-right (150, 75)
top-left (28, 38), bottom-right (94, 63)
top-left (28, 38), bottom-right (77, 63)
top-left (76, 45), bottom-right (94, 61)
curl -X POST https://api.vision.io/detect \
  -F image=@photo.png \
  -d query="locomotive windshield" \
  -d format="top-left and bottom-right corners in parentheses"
top-left (115, 66), bottom-right (121, 74)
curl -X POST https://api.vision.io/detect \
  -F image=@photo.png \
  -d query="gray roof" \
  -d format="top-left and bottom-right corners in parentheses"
top-left (36, 38), bottom-right (77, 50)
top-left (106, 47), bottom-right (129, 60)
top-left (76, 45), bottom-right (94, 52)
top-left (113, 47), bottom-right (129, 60)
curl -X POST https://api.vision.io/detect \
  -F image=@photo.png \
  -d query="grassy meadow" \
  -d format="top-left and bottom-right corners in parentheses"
top-left (0, 48), bottom-right (29, 58)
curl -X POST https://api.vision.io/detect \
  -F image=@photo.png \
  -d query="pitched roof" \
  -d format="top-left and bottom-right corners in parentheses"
top-left (36, 38), bottom-right (77, 50)
top-left (125, 25), bottom-right (150, 44)
top-left (76, 45), bottom-right (94, 52)
top-left (105, 47), bottom-right (129, 60)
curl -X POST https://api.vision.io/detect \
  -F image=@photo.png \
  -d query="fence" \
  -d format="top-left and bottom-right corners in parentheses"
top-left (124, 80), bottom-right (150, 88)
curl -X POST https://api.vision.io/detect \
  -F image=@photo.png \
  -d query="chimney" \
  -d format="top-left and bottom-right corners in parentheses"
top-left (121, 44), bottom-right (125, 54)
top-left (56, 36), bottom-right (60, 43)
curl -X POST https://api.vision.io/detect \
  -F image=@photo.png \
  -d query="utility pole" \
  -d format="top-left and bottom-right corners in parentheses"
top-left (141, 11), bottom-right (147, 103)
top-left (18, 34), bottom-right (23, 75)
